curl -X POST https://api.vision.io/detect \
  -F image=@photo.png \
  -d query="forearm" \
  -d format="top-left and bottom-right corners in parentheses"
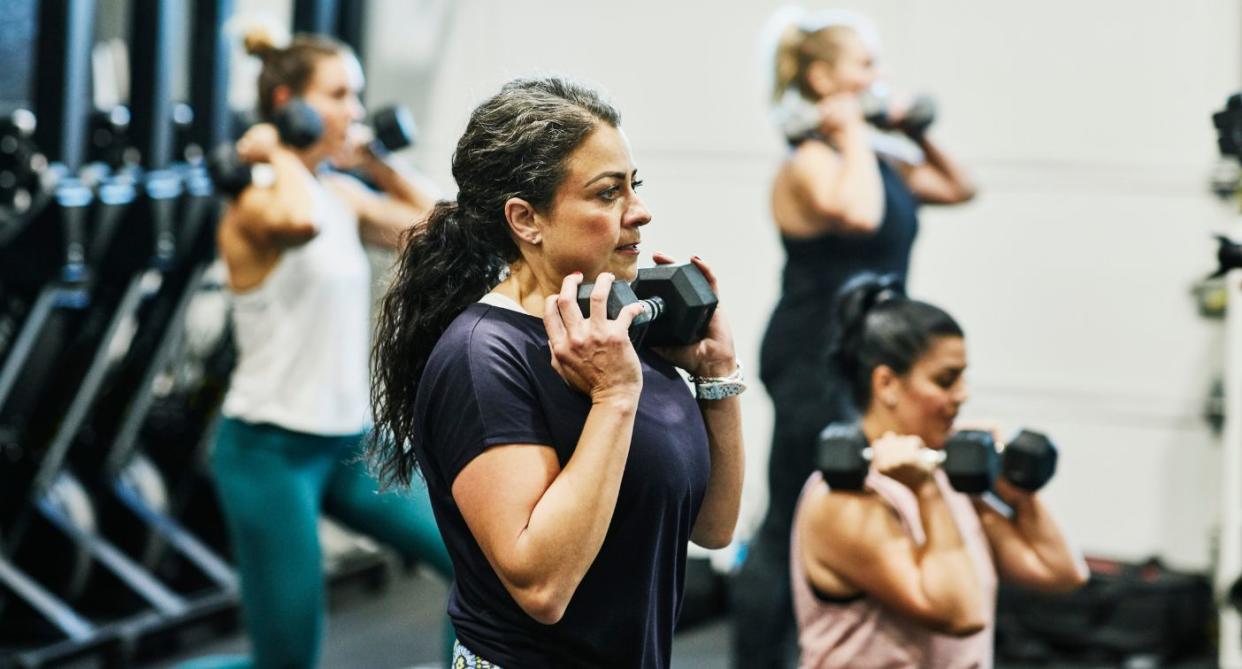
top-left (360, 153), bottom-right (438, 215)
top-left (1007, 493), bottom-right (1089, 587)
top-left (914, 135), bottom-right (976, 200)
top-left (690, 395), bottom-right (744, 548)
top-left (914, 483), bottom-right (987, 628)
top-left (511, 396), bottom-right (637, 605)
top-left (266, 149), bottom-right (317, 223)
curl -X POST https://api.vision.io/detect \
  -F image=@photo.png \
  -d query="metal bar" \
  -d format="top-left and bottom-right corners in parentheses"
top-left (0, 287), bottom-right (58, 409)
top-left (128, 0), bottom-right (179, 170)
top-left (1219, 267), bottom-right (1242, 669)
top-left (36, 491), bottom-right (187, 615)
top-left (112, 475), bottom-right (237, 589)
top-left (293, 0), bottom-right (340, 35)
top-left (0, 553), bottom-right (95, 640)
top-left (33, 0), bottom-right (96, 170)
top-left (188, 0), bottom-right (233, 151)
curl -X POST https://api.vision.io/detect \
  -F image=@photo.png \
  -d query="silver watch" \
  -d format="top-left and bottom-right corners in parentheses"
top-left (692, 363), bottom-right (747, 401)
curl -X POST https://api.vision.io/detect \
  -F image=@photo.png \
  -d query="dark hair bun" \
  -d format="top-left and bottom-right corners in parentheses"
top-left (829, 272), bottom-right (904, 378)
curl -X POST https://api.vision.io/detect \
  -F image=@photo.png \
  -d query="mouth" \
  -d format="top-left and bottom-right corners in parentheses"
top-left (615, 242), bottom-right (640, 255)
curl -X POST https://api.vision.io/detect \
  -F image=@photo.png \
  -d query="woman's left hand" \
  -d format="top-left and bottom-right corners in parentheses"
top-left (648, 252), bottom-right (738, 378)
top-left (331, 123), bottom-right (378, 172)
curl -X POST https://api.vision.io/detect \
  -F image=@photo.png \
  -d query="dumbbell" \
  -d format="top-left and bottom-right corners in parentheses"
top-left (207, 98), bottom-right (324, 197)
top-left (859, 86), bottom-right (936, 138)
top-left (576, 263), bottom-right (719, 347)
top-left (368, 105), bottom-right (418, 155)
top-left (817, 424), bottom-right (1058, 494)
top-left (0, 109), bottom-right (49, 243)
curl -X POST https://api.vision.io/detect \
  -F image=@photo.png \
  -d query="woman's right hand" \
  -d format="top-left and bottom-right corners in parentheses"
top-left (815, 92), bottom-right (867, 141)
top-left (543, 272), bottom-right (645, 404)
top-left (235, 123), bottom-right (281, 164)
top-left (871, 432), bottom-right (937, 492)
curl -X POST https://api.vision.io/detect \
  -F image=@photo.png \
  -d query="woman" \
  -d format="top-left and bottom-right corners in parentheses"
top-left (733, 10), bottom-right (977, 666)
top-left (368, 77), bottom-right (745, 668)
top-left (791, 274), bottom-right (1087, 668)
top-left (195, 30), bottom-right (451, 669)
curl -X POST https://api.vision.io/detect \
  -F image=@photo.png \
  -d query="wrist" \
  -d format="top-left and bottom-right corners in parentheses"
top-left (590, 384), bottom-right (642, 410)
top-left (692, 357), bottom-right (737, 379)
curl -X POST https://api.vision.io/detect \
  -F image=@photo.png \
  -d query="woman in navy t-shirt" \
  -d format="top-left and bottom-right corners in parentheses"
top-left (368, 77), bottom-right (746, 668)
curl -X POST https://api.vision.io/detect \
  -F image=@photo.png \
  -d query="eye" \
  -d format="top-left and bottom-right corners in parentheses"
top-left (598, 185), bottom-right (621, 201)
top-left (631, 179), bottom-right (644, 190)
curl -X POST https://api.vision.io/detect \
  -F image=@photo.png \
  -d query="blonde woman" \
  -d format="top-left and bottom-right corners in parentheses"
top-left (733, 10), bottom-right (976, 666)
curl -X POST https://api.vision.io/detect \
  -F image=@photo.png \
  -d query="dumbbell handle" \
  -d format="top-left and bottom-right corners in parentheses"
top-left (859, 446), bottom-right (946, 467)
top-left (633, 296), bottom-right (664, 326)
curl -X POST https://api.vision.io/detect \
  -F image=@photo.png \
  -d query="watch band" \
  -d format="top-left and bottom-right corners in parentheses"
top-left (692, 363), bottom-right (746, 401)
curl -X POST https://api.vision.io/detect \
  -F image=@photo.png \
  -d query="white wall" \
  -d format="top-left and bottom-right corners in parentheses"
top-left (301, 0), bottom-right (1240, 569)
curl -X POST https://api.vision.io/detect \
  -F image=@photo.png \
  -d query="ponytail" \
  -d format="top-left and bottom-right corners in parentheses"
top-left (368, 201), bottom-right (513, 488)
top-left (830, 273), bottom-right (963, 410)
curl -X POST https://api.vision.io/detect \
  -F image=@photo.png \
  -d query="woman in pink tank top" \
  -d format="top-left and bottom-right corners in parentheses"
top-left (790, 275), bottom-right (1088, 668)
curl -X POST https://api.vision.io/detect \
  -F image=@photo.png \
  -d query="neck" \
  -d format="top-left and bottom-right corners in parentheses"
top-left (860, 409), bottom-right (897, 444)
top-left (493, 260), bottom-right (559, 316)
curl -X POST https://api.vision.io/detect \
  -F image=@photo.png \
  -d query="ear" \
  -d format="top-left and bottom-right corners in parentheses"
top-left (272, 84), bottom-right (292, 109)
top-left (805, 60), bottom-right (837, 98)
top-left (871, 364), bottom-right (900, 409)
top-left (504, 197), bottom-right (542, 246)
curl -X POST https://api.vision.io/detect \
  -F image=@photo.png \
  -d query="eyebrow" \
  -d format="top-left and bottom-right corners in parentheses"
top-left (584, 169), bottom-right (638, 188)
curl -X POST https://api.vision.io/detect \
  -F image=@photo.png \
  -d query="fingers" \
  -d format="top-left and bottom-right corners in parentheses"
top-left (689, 255), bottom-right (719, 291)
top-left (651, 251), bottom-right (677, 265)
top-left (555, 272), bottom-right (585, 328)
top-left (615, 301), bottom-right (648, 331)
top-left (588, 273), bottom-right (613, 325)
top-left (543, 293), bottom-right (568, 349)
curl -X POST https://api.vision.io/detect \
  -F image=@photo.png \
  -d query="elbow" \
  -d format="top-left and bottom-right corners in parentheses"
top-left (954, 183), bottom-right (979, 204)
top-left (513, 582), bottom-right (571, 626)
top-left (1047, 565), bottom-right (1090, 593)
top-left (693, 527), bottom-right (734, 550)
top-left (938, 613), bottom-right (987, 638)
top-left (813, 206), bottom-right (880, 235)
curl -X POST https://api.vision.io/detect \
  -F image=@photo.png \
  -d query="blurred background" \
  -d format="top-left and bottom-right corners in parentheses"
top-left (2, 0), bottom-right (1240, 667)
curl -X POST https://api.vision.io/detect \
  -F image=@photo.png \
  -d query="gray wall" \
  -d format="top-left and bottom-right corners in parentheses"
top-left (240, 0), bottom-right (1242, 569)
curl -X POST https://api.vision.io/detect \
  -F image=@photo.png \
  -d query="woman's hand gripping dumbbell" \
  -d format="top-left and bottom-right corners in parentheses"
top-left (576, 262), bottom-right (719, 347)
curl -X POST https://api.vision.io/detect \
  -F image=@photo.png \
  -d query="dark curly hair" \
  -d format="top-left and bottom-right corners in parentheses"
top-left (831, 273), bottom-right (964, 410)
top-left (368, 77), bottom-right (621, 488)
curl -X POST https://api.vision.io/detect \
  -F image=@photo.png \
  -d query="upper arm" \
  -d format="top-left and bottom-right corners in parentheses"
top-left (451, 444), bottom-right (561, 590)
top-left (899, 162), bottom-right (975, 205)
top-left (786, 143), bottom-right (880, 234)
top-left (231, 186), bottom-right (317, 247)
top-left (974, 501), bottom-right (1066, 591)
top-left (802, 489), bottom-right (963, 632)
top-left (324, 174), bottom-right (427, 249)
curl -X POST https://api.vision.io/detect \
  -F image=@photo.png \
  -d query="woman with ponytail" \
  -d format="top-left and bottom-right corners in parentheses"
top-left (369, 76), bottom-right (745, 668)
top-left (188, 28), bottom-right (451, 669)
top-left (734, 9), bottom-right (978, 665)
top-left (789, 274), bottom-right (1085, 668)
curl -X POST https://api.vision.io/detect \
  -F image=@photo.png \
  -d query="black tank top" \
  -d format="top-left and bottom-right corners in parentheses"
top-left (759, 155), bottom-right (920, 385)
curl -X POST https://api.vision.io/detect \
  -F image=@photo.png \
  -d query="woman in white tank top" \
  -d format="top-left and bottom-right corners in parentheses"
top-left (183, 28), bottom-right (453, 669)
top-left (790, 274), bottom-right (1088, 669)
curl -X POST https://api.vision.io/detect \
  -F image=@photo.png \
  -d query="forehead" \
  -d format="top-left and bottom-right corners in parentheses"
top-left (916, 336), bottom-right (967, 369)
top-left (562, 124), bottom-right (634, 184)
top-left (308, 52), bottom-right (364, 91)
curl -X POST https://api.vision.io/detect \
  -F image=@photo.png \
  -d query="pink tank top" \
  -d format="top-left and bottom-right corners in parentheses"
top-left (790, 470), bottom-right (997, 669)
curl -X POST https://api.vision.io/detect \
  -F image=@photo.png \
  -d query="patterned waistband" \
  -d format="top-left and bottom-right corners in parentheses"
top-left (452, 639), bottom-right (503, 669)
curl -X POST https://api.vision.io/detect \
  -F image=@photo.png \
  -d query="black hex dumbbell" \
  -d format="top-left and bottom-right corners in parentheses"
top-left (368, 105), bottom-right (418, 155)
top-left (207, 98), bottom-right (324, 198)
top-left (859, 87), bottom-right (937, 138)
top-left (817, 425), bottom-right (1058, 494)
top-left (933, 429), bottom-right (1059, 493)
top-left (576, 263), bottom-right (719, 347)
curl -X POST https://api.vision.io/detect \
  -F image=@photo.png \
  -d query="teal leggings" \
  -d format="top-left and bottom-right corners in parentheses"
top-left (183, 417), bottom-right (453, 669)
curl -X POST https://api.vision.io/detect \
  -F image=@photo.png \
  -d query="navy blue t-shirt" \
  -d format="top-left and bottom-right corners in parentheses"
top-left (412, 302), bottom-right (711, 668)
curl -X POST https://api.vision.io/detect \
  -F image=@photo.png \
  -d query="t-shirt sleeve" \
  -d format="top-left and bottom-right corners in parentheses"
top-left (424, 317), bottom-right (553, 487)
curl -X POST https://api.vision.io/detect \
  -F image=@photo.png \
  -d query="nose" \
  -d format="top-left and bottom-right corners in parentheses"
top-left (952, 380), bottom-right (969, 406)
top-left (626, 193), bottom-right (652, 228)
top-left (349, 96), bottom-right (365, 123)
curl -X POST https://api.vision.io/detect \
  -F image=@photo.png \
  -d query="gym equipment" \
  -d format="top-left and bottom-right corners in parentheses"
top-left (575, 263), bottom-right (718, 347)
top-left (368, 105), bottom-right (417, 155)
top-left (817, 424), bottom-right (1058, 494)
top-left (859, 85), bottom-right (936, 138)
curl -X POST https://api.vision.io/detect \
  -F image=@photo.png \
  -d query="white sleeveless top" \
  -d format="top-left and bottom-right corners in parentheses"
top-left (222, 174), bottom-right (372, 435)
